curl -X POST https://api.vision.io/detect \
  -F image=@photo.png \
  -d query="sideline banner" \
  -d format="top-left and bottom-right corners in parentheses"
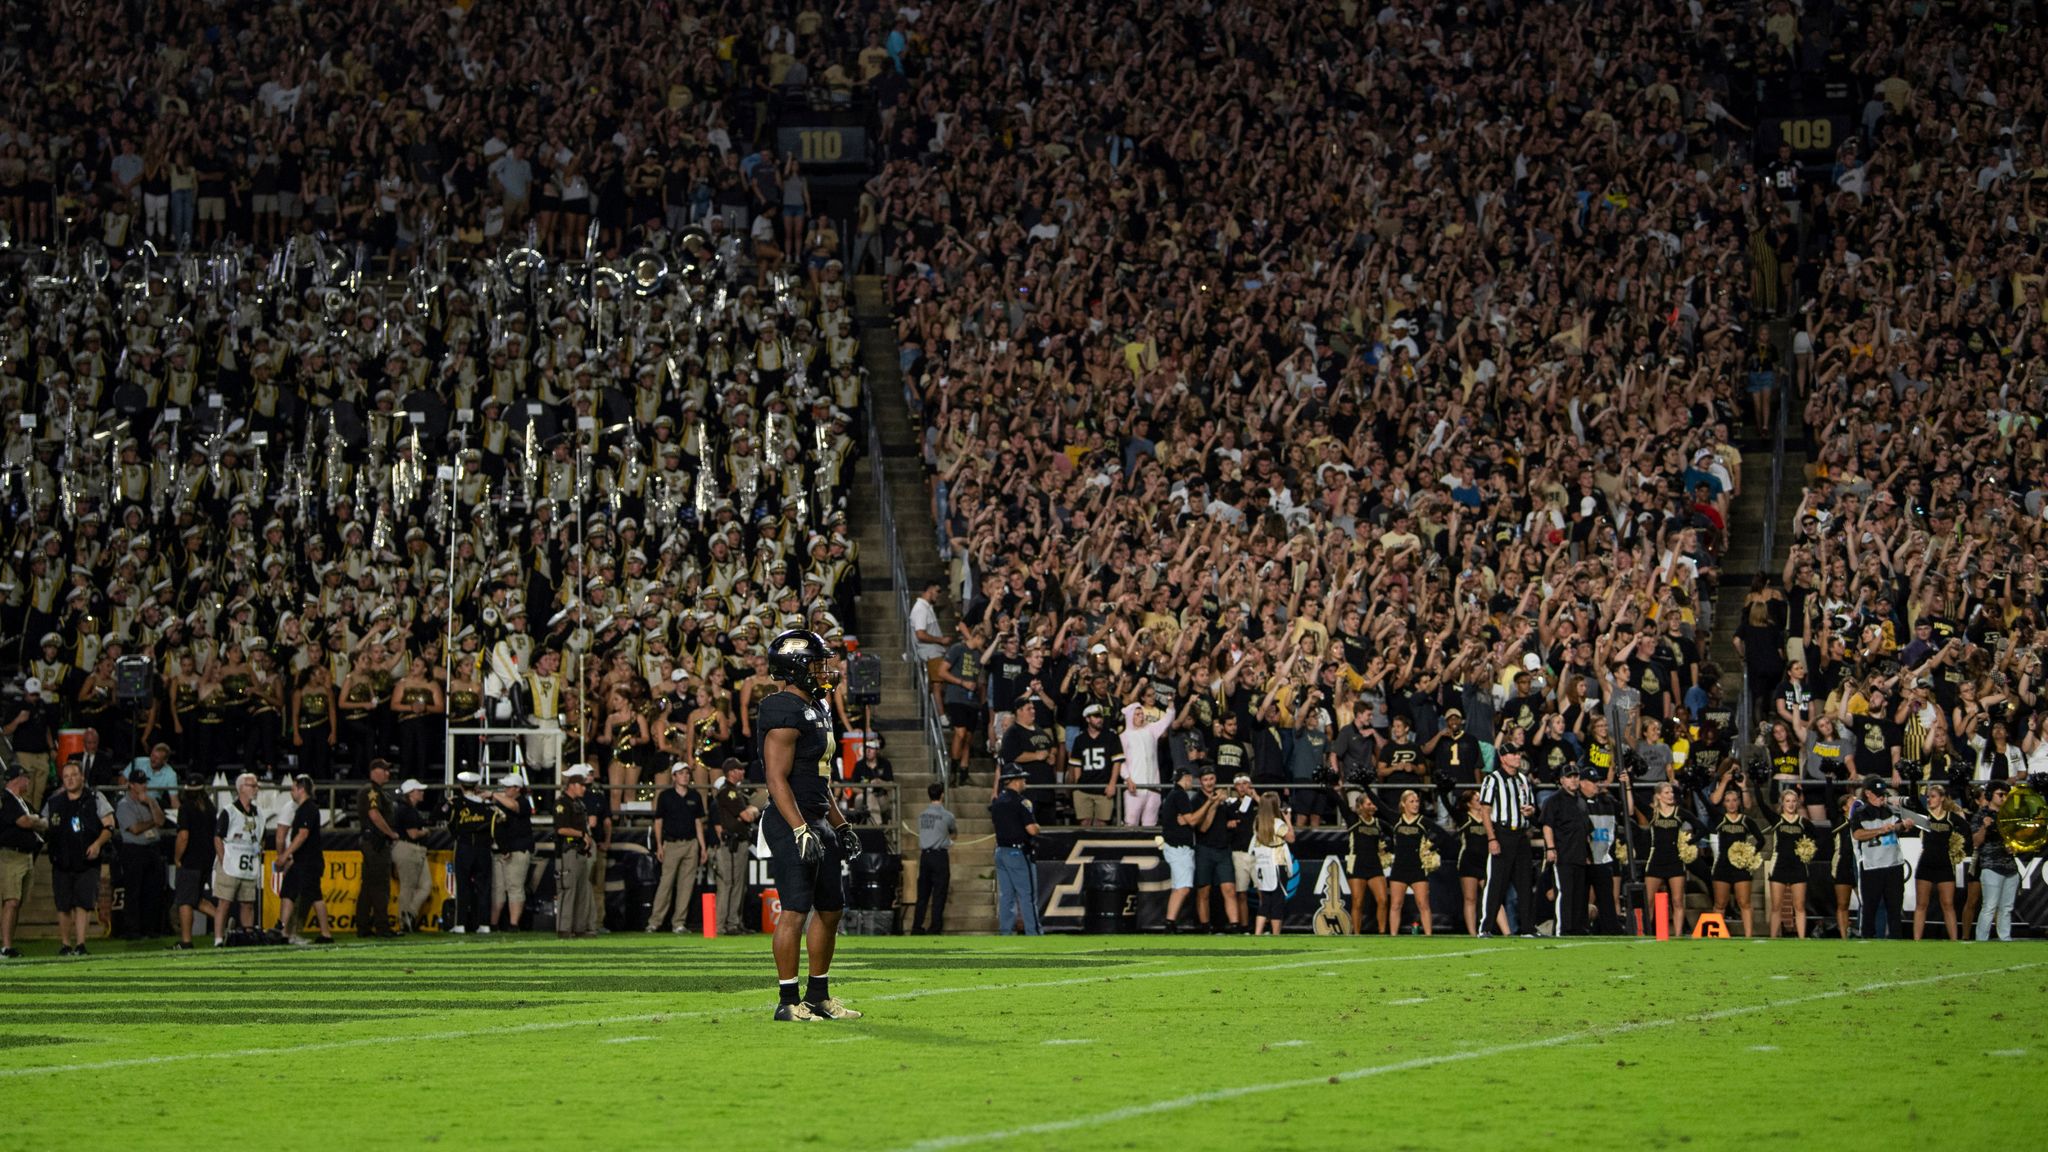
top-left (262, 849), bottom-right (457, 933)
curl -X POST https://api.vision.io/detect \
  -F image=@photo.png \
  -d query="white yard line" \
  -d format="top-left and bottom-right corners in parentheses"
top-left (0, 942), bottom-right (1597, 1079)
top-left (893, 962), bottom-right (2045, 1152)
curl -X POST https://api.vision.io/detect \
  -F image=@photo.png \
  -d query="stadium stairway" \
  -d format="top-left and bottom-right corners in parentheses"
top-left (1707, 442), bottom-right (1808, 678)
top-left (850, 276), bottom-right (999, 934)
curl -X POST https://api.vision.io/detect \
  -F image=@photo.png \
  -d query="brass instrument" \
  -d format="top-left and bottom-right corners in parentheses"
top-left (1997, 783), bottom-right (2047, 855)
top-left (629, 249), bottom-right (669, 297)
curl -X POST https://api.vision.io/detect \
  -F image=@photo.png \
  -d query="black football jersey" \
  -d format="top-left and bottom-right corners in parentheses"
top-left (759, 689), bottom-right (836, 819)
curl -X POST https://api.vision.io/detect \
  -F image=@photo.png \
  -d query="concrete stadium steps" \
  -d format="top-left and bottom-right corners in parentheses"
top-left (850, 274), bottom-right (996, 934)
top-left (1707, 444), bottom-right (1807, 678)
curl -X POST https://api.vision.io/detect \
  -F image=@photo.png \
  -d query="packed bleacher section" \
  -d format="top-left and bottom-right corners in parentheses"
top-left (0, 0), bottom-right (881, 813)
top-left (1, 0), bottom-right (2042, 945)
top-left (884, 0), bottom-right (1763, 803)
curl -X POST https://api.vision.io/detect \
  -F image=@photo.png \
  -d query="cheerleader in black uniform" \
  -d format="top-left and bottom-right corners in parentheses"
top-left (1453, 789), bottom-right (1503, 936)
top-left (1830, 792), bottom-right (1859, 940)
top-left (1385, 789), bottom-right (1435, 936)
top-left (1911, 783), bottom-right (1964, 941)
top-left (1765, 787), bottom-right (1817, 938)
top-left (1344, 792), bottom-right (1388, 935)
top-left (1639, 782), bottom-right (1691, 937)
top-left (1709, 783), bottom-right (1763, 937)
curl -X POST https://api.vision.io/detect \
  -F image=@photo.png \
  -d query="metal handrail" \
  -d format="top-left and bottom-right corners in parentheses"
top-left (863, 382), bottom-right (952, 805)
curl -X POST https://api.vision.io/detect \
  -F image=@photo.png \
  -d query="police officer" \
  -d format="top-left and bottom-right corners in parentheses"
top-left (1539, 765), bottom-right (1591, 936)
top-left (356, 759), bottom-right (400, 937)
top-left (990, 766), bottom-right (1041, 935)
top-left (446, 771), bottom-right (495, 934)
top-left (710, 758), bottom-right (757, 935)
top-left (554, 766), bottom-right (596, 938)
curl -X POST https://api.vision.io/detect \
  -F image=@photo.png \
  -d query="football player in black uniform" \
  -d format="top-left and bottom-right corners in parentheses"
top-left (760, 629), bottom-right (864, 1023)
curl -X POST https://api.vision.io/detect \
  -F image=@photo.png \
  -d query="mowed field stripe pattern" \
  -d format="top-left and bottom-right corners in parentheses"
top-left (0, 938), bottom-right (1599, 1077)
top-left (3, 937), bottom-right (2039, 1152)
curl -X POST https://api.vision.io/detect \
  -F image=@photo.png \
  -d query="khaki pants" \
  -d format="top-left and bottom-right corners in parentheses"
top-left (649, 840), bottom-right (702, 930)
top-left (556, 848), bottom-right (593, 934)
top-left (393, 842), bottom-right (430, 929)
top-left (17, 752), bottom-right (50, 813)
top-left (715, 839), bottom-right (750, 933)
top-left (493, 851), bottom-right (532, 911)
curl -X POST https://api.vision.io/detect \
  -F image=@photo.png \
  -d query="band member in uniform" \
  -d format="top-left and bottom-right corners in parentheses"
top-left (1344, 791), bottom-right (1387, 935)
top-left (356, 759), bottom-right (400, 938)
top-left (447, 771), bottom-right (495, 934)
top-left (274, 774), bottom-right (335, 945)
top-left (1764, 786), bottom-right (1817, 939)
top-left (212, 772), bottom-right (266, 946)
top-left (1708, 779), bottom-right (1762, 937)
top-left (1910, 783), bottom-right (1964, 941)
top-left (554, 766), bottom-right (597, 938)
top-left (759, 629), bottom-right (862, 1022)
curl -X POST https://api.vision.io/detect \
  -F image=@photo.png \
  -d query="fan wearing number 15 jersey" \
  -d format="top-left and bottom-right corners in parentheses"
top-left (1071, 724), bottom-right (1125, 793)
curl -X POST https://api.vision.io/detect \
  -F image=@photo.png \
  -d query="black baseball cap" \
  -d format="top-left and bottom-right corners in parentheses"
top-left (2, 765), bottom-right (25, 782)
top-left (1558, 763), bottom-right (1581, 778)
top-left (126, 767), bottom-right (150, 784)
top-left (1860, 776), bottom-right (1890, 795)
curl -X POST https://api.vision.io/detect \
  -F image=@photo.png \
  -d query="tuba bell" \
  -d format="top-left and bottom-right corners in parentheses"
top-left (1997, 778), bottom-right (2048, 855)
top-left (628, 249), bottom-right (669, 297)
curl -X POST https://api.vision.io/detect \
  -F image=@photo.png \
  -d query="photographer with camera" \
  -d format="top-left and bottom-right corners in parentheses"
top-left (1849, 776), bottom-right (1909, 939)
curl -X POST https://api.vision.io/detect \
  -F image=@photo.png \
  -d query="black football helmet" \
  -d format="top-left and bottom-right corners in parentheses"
top-left (768, 628), bottom-right (837, 696)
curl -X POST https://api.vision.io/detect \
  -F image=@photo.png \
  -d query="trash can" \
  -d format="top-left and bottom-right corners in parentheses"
top-left (1083, 861), bottom-right (1137, 933)
top-left (847, 851), bottom-right (901, 911)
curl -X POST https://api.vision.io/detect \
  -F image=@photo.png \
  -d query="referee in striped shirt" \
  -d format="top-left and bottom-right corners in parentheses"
top-left (1479, 746), bottom-right (1538, 937)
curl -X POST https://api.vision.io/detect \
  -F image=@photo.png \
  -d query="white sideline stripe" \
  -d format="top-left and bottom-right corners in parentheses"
top-left (0, 942), bottom-right (1595, 1078)
top-left (893, 962), bottom-right (2045, 1152)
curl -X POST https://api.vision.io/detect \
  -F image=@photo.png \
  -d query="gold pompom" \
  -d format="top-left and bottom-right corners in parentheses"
top-left (1727, 840), bottom-right (1761, 871)
top-left (1794, 836), bottom-right (1816, 863)
top-left (1678, 827), bottom-right (1699, 865)
top-left (1419, 844), bottom-right (1442, 873)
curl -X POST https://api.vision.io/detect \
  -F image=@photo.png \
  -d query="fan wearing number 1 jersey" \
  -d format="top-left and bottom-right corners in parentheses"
top-left (759, 629), bottom-right (863, 1023)
top-left (211, 773), bottom-right (266, 946)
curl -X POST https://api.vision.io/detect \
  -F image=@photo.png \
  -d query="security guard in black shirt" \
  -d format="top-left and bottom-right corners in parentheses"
top-left (447, 771), bottom-right (496, 933)
top-left (1539, 765), bottom-right (1591, 935)
top-left (990, 766), bottom-right (1041, 935)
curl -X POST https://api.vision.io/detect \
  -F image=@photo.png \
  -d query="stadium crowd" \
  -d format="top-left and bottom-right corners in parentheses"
top-left (2, 0), bottom-right (2045, 949)
top-left (879, 0), bottom-right (2043, 938)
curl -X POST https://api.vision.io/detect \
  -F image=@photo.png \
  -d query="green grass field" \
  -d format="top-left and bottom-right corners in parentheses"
top-left (1, 934), bottom-right (2040, 1150)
